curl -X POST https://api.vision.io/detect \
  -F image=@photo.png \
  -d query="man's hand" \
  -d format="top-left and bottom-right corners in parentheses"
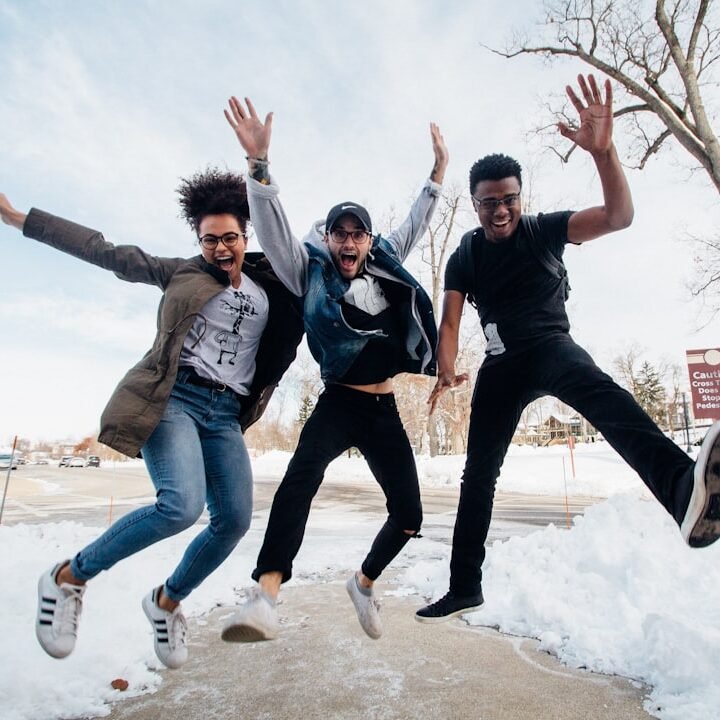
top-left (558, 74), bottom-right (613, 156)
top-left (224, 96), bottom-right (273, 161)
top-left (430, 122), bottom-right (448, 184)
top-left (0, 193), bottom-right (26, 229)
top-left (427, 371), bottom-right (468, 415)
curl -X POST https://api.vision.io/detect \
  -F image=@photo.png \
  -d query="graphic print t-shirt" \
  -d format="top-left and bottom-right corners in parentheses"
top-left (444, 211), bottom-right (574, 365)
top-left (179, 273), bottom-right (269, 394)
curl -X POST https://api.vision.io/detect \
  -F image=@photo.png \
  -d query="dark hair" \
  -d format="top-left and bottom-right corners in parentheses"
top-left (468, 154), bottom-right (522, 195)
top-left (176, 167), bottom-right (250, 233)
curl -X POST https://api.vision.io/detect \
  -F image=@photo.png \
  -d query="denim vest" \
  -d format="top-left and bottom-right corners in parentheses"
top-left (304, 236), bottom-right (437, 382)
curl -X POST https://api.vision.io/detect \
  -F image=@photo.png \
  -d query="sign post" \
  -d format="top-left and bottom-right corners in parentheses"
top-left (0, 436), bottom-right (18, 525)
top-left (686, 347), bottom-right (720, 424)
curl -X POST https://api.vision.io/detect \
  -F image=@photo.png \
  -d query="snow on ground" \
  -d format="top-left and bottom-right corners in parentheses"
top-left (1, 442), bottom-right (719, 720)
top-left (250, 441), bottom-right (648, 497)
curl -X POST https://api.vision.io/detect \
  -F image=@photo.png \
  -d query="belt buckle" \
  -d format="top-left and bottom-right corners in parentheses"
top-left (216, 382), bottom-right (227, 392)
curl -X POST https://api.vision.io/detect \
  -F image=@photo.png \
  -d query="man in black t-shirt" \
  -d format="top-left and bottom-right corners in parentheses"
top-left (416, 74), bottom-right (720, 623)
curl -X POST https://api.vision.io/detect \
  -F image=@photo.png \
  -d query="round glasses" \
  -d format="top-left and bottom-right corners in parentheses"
top-left (198, 232), bottom-right (245, 250)
top-left (329, 229), bottom-right (371, 244)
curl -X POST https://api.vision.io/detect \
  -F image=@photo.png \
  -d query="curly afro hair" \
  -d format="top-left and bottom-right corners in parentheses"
top-left (468, 154), bottom-right (522, 195)
top-left (176, 167), bottom-right (250, 233)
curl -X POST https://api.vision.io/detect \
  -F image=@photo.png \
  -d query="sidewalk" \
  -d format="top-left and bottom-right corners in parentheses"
top-left (107, 578), bottom-right (652, 720)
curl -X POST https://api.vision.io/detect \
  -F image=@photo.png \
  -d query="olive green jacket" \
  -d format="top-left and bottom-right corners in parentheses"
top-left (24, 209), bottom-right (304, 457)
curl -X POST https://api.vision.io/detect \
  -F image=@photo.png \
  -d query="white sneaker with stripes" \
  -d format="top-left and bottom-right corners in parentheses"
top-left (36, 562), bottom-right (85, 659)
top-left (142, 587), bottom-right (188, 669)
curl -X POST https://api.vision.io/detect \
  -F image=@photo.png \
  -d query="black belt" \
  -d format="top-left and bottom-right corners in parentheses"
top-left (181, 367), bottom-right (230, 393)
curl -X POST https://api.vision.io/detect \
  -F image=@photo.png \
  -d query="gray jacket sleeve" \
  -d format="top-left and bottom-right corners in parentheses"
top-left (384, 179), bottom-right (443, 262)
top-left (246, 177), bottom-right (308, 296)
top-left (23, 208), bottom-right (184, 289)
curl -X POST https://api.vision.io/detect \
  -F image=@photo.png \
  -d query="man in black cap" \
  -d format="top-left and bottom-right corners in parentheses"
top-left (219, 96), bottom-right (448, 641)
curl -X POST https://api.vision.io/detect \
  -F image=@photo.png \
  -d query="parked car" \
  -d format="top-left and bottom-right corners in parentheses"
top-left (0, 453), bottom-right (18, 470)
top-left (86, 455), bottom-right (101, 467)
top-left (59, 456), bottom-right (74, 467)
top-left (67, 457), bottom-right (86, 468)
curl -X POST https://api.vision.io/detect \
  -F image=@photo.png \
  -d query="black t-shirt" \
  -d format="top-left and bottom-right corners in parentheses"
top-left (338, 276), bottom-right (408, 384)
top-left (444, 211), bottom-right (574, 364)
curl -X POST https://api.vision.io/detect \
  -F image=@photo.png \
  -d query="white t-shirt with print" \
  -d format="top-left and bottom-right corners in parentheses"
top-left (179, 273), bottom-right (269, 395)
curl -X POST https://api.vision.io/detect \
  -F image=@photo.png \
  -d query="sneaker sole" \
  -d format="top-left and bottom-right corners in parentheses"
top-left (221, 621), bottom-right (277, 643)
top-left (414, 603), bottom-right (483, 624)
top-left (682, 421), bottom-right (720, 548)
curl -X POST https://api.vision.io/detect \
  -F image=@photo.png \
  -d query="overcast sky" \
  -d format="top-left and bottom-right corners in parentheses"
top-left (1, 0), bottom-right (718, 443)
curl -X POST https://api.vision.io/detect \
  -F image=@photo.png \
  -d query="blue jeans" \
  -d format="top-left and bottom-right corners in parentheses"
top-left (70, 371), bottom-right (253, 601)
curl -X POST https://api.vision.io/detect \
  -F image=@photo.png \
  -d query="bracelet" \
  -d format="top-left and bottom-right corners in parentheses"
top-left (246, 156), bottom-right (269, 165)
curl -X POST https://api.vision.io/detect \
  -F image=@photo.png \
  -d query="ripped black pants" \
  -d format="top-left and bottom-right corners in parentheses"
top-left (253, 384), bottom-right (423, 583)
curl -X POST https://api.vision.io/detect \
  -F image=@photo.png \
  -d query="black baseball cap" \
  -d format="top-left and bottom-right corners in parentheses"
top-left (325, 202), bottom-right (372, 234)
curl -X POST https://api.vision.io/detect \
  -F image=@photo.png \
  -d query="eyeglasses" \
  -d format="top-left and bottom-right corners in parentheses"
top-left (329, 229), bottom-right (371, 244)
top-left (472, 193), bottom-right (520, 211)
top-left (198, 232), bottom-right (245, 249)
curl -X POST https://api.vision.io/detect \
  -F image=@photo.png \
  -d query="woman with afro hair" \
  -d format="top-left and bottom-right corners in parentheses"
top-left (0, 168), bottom-right (303, 669)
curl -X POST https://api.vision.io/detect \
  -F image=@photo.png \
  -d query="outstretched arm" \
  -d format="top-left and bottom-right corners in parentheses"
top-left (224, 96), bottom-right (308, 296)
top-left (3, 198), bottom-right (180, 288)
top-left (225, 96), bottom-right (273, 184)
top-left (0, 194), bottom-right (27, 230)
top-left (559, 74), bottom-right (634, 244)
top-left (429, 122), bottom-right (449, 185)
top-left (386, 122), bottom-right (448, 261)
top-left (427, 290), bottom-right (469, 414)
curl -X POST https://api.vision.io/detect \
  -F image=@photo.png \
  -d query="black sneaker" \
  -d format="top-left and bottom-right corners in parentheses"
top-left (415, 590), bottom-right (484, 624)
top-left (682, 420), bottom-right (720, 548)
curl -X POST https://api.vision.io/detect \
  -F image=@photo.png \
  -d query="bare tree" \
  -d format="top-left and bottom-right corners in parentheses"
top-left (611, 344), bottom-right (684, 428)
top-left (612, 343), bottom-right (645, 396)
top-left (490, 0), bottom-right (720, 191)
top-left (414, 184), bottom-right (478, 455)
top-left (418, 182), bottom-right (466, 311)
top-left (688, 230), bottom-right (720, 322)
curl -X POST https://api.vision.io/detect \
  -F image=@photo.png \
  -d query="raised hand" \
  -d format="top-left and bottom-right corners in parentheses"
top-left (224, 96), bottom-right (273, 160)
top-left (427, 371), bottom-right (468, 415)
top-left (558, 74), bottom-right (614, 156)
top-left (430, 122), bottom-right (448, 184)
top-left (0, 193), bottom-right (26, 229)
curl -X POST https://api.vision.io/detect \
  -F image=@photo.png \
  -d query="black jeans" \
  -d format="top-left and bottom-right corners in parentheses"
top-left (449, 333), bottom-right (694, 596)
top-left (253, 384), bottom-right (423, 583)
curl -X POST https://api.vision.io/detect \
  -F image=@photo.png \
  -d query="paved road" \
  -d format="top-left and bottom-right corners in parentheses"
top-left (0, 464), bottom-right (598, 540)
top-left (105, 581), bottom-right (651, 720)
top-left (3, 466), bottom-right (653, 719)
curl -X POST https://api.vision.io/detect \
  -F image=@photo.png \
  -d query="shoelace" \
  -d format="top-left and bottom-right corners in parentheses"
top-left (360, 595), bottom-right (380, 617)
top-left (248, 586), bottom-right (274, 607)
top-left (165, 610), bottom-right (188, 651)
top-left (57, 585), bottom-right (84, 636)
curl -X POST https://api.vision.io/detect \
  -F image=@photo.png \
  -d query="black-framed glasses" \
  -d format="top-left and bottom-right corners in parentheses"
top-left (472, 193), bottom-right (520, 211)
top-left (198, 232), bottom-right (245, 249)
top-left (329, 229), bottom-right (371, 244)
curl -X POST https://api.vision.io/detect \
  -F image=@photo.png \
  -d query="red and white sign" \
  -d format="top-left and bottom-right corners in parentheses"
top-left (686, 347), bottom-right (720, 420)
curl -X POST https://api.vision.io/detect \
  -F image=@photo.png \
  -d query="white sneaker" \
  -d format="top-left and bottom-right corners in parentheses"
top-left (682, 420), bottom-right (720, 548)
top-left (345, 573), bottom-right (382, 639)
top-left (221, 587), bottom-right (279, 642)
top-left (142, 587), bottom-right (188, 669)
top-left (36, 562), bottom-right (86, 659)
